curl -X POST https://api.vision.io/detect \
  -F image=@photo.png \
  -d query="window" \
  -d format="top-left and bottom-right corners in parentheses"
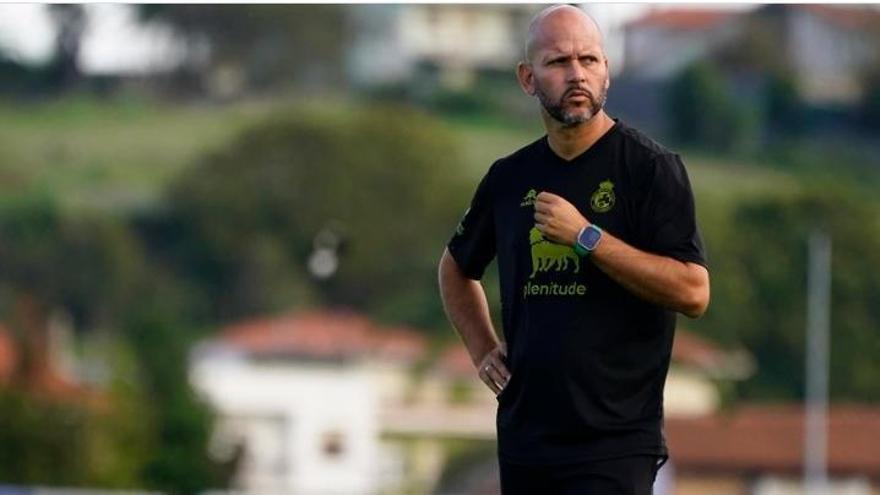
top-left (322, 430), bottom-right (346, 459)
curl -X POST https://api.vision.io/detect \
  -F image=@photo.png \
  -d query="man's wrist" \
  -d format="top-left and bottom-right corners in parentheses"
top-left (570, 218), bottom-right (589, 246)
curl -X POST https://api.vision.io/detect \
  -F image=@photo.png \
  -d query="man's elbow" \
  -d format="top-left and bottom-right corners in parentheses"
top-left (681, 291), bottom-right (709, 318)
top-left (681, 269), bottom-right (710, 318)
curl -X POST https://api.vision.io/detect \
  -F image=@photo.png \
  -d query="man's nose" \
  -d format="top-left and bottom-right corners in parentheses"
top-left (566, 60), bottom-right (586, 82)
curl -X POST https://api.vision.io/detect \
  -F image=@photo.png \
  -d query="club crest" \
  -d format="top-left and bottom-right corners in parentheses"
top-left (590, 180), bottom-right (615, 213)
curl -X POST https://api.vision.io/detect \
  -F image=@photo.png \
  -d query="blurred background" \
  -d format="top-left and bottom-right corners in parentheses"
top-left (0, 3), bottom-right (878, 495)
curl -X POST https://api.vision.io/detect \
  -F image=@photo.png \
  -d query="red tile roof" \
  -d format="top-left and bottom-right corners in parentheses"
top-left (672, 330), bottom-right (723, 369)
top-left (800, 5), bottom-right (880, 31)
top-left (435, 343), bottom-right (477, 378)
top-left (0, 325), bottom-right (17, 384)
top-left (673, 329), bottom-right (736, 371)
top-left (217, 310), bottom-right (429, 362)
top-left (626, 9), bottom-right (740, 31)
top-left (434, 330), bottom-right (740, 379)
top-left (666, 405), bottom-right (880, 476)
top-left (0, 324), bottom-right (103, 405)
top-left (626, 6), bottom-right (880, 33)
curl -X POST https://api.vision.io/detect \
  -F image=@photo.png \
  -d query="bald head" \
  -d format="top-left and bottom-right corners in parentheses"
top-left (524, 5), bottom-right (604, 64)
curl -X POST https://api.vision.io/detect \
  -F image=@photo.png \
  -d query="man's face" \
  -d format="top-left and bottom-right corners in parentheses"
top-left (519, 13), bottom-right (610, 127)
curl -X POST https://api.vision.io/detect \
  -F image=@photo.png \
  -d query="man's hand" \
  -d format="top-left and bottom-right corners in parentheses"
top-left (534, 192), bottom-right (588, 246)
top-left (478, 342), bottom-right (511, 396)
top-left (533, 192), bottom-right (710, 318)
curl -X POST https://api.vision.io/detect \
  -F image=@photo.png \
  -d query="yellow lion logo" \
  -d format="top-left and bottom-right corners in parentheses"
top-left (528, 227), bottom-right (580, 279)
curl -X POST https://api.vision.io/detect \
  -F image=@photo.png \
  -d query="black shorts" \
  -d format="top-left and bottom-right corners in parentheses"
top-left (498, 454), bottom-right (665, 495)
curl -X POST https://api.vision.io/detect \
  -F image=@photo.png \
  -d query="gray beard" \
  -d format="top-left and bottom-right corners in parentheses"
top-left (536, 84), bottom-right (607, 127)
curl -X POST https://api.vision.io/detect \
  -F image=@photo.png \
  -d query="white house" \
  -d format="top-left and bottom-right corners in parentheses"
top-left (623, 9), bottom-right (744, 81)
top-left (622, 5), bottom-right (880, 105)
top-left (346, 4), bottom-right (539, 90)
top-left (190, 310), bottom-right (496, 495)
top-left (782, 5), bottom-right (880, 104)
top-left (190, 309), bottom-right (756, 494)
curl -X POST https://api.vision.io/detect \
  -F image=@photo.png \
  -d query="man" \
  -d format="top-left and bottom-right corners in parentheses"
top-left (438, 5), bottom-right (710, 494)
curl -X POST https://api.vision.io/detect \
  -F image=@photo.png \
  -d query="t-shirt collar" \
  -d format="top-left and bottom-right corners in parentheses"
top-left (542, 117), bottom-right (621, 164)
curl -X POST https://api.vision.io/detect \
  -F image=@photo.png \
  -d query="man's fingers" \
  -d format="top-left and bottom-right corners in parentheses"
top-left (490, 352), bottom-right (511, 382)
top-left (486, 377), bottom-right (501, 395)
top-left (494, 361), bottom-right (511, 382)
top-left (536, 191), bottom-right (559, 203)
top-left (478, 349), bottom-right (512, 395)
top-left (482, 365), bottom-right (503, 394)
top-left (487, 367), bottom-right (506, 392)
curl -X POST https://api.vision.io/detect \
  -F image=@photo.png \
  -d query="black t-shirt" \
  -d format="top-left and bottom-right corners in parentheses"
top-left (446, 118), bottom-right (707, 465)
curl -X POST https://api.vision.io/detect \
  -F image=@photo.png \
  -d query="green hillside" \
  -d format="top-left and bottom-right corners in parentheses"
top-left (0, 96), bottom-right (804, 215)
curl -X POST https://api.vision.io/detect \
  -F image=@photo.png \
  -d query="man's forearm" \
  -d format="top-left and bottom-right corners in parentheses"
top-left (591, 231), bottom-right (709, 317)
top-left (438, 249), bottom-right (499, 366)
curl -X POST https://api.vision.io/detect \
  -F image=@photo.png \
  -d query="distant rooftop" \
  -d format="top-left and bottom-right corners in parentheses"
top-left (625, 9), bottom-right (740, 31)
top-left (435, 328), bottom-right (746, 379)
top-left (0, 324), bottom-right (103, 404)
top-left (210, 309), bottom-right (751, 383)
top-left (667, 405), bottom-right (880, 476)
top-left (0, 325), bottom-right (16, 384)
top-left (796, 4), bottom-right (880, 31)
top-left (214, 309), bottom-right (428, 363)
top-left (625, 5), bottom-right (880, 32)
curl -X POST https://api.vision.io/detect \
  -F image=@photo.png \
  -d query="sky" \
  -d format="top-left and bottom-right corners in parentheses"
top-left (0, 4), bottom-right (754, 75)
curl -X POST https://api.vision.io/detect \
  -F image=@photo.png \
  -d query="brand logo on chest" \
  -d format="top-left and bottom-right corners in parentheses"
top-left (520, 189), bottom-right (538, 207)
top-left (522, 226), bottom-right (587, 298)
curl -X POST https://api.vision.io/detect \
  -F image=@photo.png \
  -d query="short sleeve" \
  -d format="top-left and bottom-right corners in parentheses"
top-left (446, 164), bottom-right (497, 280)
top-left (637, 153), bottom-right (708, 268)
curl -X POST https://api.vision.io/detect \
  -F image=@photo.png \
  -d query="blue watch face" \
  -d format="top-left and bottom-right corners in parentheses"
top-left (578, 225), bottom-right (602, 251)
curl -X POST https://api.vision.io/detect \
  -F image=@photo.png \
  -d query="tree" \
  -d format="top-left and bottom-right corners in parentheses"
top-left (764, 72), bottom-right (807, 137)
top-left (154, 103), bottom-right (471, 330)
top-left (0, 197), bottom-right (148, 488)
top-left (0, 194), bottom-right (139, 388)
top-left (137, 5), bottom-right (349, 93)
top-left (0, 194), bottom-right (224, 491)
top-left (692, 186), bottom-right (880, 402)
top-left (47, 5), bottom-right (87, 91)
top-left (665, 62), bottom-right (757, 152)
top-left (123, 306), bottom-right (230, 494)
top-left (859, 63), bottom-right (880, 131)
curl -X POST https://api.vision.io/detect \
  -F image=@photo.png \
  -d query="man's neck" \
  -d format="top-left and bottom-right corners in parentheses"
top-left (543, 111), bottom-right (615, 162)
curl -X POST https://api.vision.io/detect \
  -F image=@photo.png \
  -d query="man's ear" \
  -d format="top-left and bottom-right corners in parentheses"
top-left (516, 61), bottom-right (535, 96)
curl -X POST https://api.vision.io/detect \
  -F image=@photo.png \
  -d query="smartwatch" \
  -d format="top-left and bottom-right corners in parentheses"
top-left (574, 224), bottom-right (603, 256)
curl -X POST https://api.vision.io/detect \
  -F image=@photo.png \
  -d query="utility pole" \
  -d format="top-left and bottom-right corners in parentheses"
top-left (805, 229), bottom-right (831, 495)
